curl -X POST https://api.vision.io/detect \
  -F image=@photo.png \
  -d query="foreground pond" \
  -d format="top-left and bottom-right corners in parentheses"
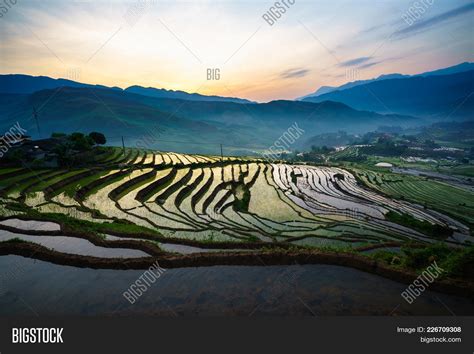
top-left (0, 256), bottom-right (472, 316)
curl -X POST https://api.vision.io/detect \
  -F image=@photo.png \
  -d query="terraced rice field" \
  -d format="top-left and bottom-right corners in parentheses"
top-left (330, 146), bottom-right (362, 161)
top-left (0, 149), bottom-right (472, 249)
top-left (354, 168), bottom-right (474, 231)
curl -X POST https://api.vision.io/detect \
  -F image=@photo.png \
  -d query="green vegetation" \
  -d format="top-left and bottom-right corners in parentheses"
top-left (233, 183), bottom-right (250, 212)
top-left (28, 170), bottom-right (88, 194)
top-left (298, 122), bottom-right (474, 173)
top-left (1, 131), bottom-right (112, 168)
top-left (88, 132), bottom-right (107, 145)
top-left (386, 211), bottom-right (453, 239)
top-left (3, 238), bottom-right (27, 244)
top-left (355, 168), bottom-right (474, 228)
top-left (62, 170), bottom-right (111, 197)
top-left (370, 243), bottom-right (474, 280)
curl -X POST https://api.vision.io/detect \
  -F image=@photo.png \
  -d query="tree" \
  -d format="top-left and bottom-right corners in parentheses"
top-left (69, 132), bottom-right (93, 151)
top-left (89, 132), bottom-right (106, 145)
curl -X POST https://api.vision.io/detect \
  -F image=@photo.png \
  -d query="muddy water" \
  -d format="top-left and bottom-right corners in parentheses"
top-left (0, 255), bottom-right (472, 316)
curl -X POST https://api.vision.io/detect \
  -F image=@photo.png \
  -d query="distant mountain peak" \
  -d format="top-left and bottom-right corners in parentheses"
top-left (0, 74), bottom-right (254, 104)
top-left (415, 62), bottom-right (474, 77)
top-left (302, 69), bottom-right (474, 119)
top-left (124, 85), bottom-right (254, 104)
top-left (299, 62), bottom-right (473, 100)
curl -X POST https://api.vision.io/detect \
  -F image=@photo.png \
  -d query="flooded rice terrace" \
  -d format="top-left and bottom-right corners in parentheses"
top-left (0, 255), bottom-right (472, 316)
top-left (0, 157), bottom-right (473, 316)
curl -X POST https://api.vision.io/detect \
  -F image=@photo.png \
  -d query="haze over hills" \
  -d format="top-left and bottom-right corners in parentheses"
top-left (0, 86), bottom-right (414, 154)
top-left (299, 62), bottom-right (474, 100)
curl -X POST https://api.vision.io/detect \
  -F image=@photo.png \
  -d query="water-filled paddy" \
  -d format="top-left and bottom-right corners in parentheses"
top-left (0, 256), bottom-right (472, 316)
top-left (0, 230), bottom-right (149, 258)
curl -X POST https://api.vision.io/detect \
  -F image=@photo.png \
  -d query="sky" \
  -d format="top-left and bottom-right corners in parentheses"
top-left (0, 0), bottom-right (473, 102)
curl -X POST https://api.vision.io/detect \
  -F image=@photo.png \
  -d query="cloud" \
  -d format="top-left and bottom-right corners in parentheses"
top-left (338, 56), bottom-right (373, 67)
top-left (358, 23), bottom-right (388, 35)
top-left (279, 68), bottom-right (310, 79)
top-left (394, 2), bottom-right (474, 38)
top-left (358, 61), bottom-right (380, 69)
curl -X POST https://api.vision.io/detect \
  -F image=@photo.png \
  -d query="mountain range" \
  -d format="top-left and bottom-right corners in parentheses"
top-left (0, 74), bottom-right (252, 104)
top-left (0, 86), bottom-right (413, 155)
top-left (125, 86), bottom-right (253, 104)
top-left (298, 73), bottom-right (409, 100)
top-left (0, 62), bottom-right (472, 154)
top-left (302, 69), bottom-right (474, 118)
top-left (299, 62), bottom-right (474, 100)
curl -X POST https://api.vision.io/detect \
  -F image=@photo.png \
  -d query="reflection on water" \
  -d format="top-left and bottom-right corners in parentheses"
top-left (392, 167), bottom-right (474, 192)
top-left (0, 230), bottom-right (149, 258)
top-left (0, 255), bottom-right (472, 316)
top-left (0, 219), bottom-right (61, 231)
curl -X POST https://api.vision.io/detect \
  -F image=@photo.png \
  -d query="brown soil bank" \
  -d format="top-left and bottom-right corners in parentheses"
top-left (0, 241), bottom-right (473, 300)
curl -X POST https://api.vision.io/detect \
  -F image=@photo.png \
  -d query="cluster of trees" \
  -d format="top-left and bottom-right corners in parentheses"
top-left (304, 131), bottom-right (356, 148)
top-left (310, 145), bottom-right (335, 154)
top-left (51, 132), bottom-right (107, 167)
top-left (295, 146), bottom-right (335, 163)
top-left (51, 132), bottom-right (106, 150)
top-left (361, 137), bottom-right (408, 157)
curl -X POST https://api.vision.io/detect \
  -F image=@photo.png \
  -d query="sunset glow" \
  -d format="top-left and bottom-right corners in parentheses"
top-left (0, 0), bottom-right (472, 102)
